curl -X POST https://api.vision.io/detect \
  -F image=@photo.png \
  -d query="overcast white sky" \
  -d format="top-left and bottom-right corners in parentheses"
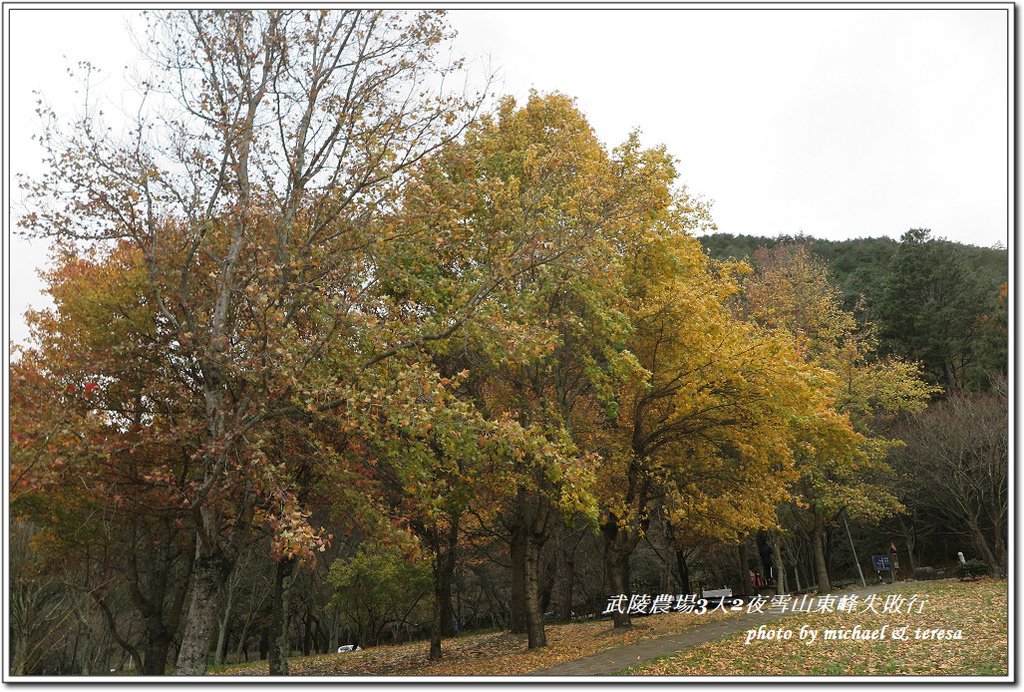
top-left (6, 6), bottom-right (1011, 345)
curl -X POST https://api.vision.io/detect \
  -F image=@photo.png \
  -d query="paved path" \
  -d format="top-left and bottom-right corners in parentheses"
top-left (528, 582), bottom-right (897, 676)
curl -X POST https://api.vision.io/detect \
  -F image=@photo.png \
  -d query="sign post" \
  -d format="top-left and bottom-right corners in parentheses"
top-left (871, 554), bottom-right (893, 583)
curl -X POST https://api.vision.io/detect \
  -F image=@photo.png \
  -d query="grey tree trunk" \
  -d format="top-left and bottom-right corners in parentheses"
top-left (524, 536), bottom-right (547, 648)
top-left (969, 523), bottom-right (1001, 577)
top-left (214, 586), bottom-right (235, 666)
top-left (604, 530), bottom-right (632, 629)
top-left (234, 620), bottom-right (252, 663)
top-left (905, 536), bottom-right (918, 571)
top-left (439, 519), bottom-right (459, 638)
top-left (736, 538), bottom-right (751, 596)
top-left (772, 535), bottom-right (787, 594)
top-left (174, 550), bottom-right (231, 675)
top-left (785, 541), bottom-right (802, 592)
top-left (993, 534), bottom-right (1007, 578)
top-left (812, 517), bottom-right (831, 592)
top-left (675, 549), bottom-right (692, 595)
top-left (142, 618), bottom-right (173, 675)
top-left (268, 558), bottom-right (296, 675)
top-left (509, 526), bottom-right (527, 633)
top-left (429, 585), bottom-right (443, 660)
top-left (11, 633), bottom-right (29, 676)
top-left (554, 545), bottom-right (574, 621)
top-left (840, 513), bottom-right (867, 588)
top-left (428, 517), bottom-right (459, 660)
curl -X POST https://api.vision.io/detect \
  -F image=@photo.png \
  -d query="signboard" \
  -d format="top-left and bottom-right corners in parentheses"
top-left (871, 554), bottom-right (892, 572)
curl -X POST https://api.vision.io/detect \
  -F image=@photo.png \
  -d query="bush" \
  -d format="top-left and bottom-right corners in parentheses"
top-left (329, 541), bottom-right (433, 646)
top-left (957, 558), bottom-right (989, 580)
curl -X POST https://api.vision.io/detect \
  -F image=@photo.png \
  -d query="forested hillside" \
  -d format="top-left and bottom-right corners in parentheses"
top-left (702, 231), bottom-right (1007, 392)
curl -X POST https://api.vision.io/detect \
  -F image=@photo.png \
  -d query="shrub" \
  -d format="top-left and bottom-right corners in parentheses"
top-left (957, 558), bottom-right (989, 580)
top-left (329, 541), bottom-right (432, 645)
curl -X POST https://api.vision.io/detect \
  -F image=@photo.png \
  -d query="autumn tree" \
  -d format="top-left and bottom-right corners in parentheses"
top-left (369, 92), bottom-right (649, 649)
top-left (436, 94), bottom-right (772, 645)
top-left (742, 244), bottom-right (933, 591)
top-left (447, 94), bottom-right (632, 648)
top-left (10, 243), bottom-right (201, 675)
top-left (342, 360), bottom-right (505, 659)
top-left (598, 227), bottom-right (860, 626)
top-left (17, 8), bottom-right (518, 674)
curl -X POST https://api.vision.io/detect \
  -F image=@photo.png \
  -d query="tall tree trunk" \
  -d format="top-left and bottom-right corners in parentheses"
top-left (784, 541), bottom-right (802, 592)
top-left (214, 585), bottom-right (235, 666)
top-left (772, 535), bottom-right (787, 594)
top-left (524, 536), bottom-right (547, 648)
top-left (301, 611), bottom-right (312, 656)
top-left (736, 538), bottom-right (751, 596)
top-left (174, 547), bottom-right (231, 675)
top-left (555, 546), bottom-right (575, 621)
top-left (429, 581), bottom-right (444, 660)
top-left (990, 514), bottom-right (1008, 578)
top-left (234, 620), bottom-right (252, 664)
top-left (603, 525), bottom-right (632, 629)
top-left (142, 619), bottom-right (173, 675)
top-left (508, 486), bottom-right (553, 643)
top-left (994, 535), bottom-right (1007, 579)
top-left (327, 610), bottom-right (340, 654)
top-left (509, 526), bottom-right (527, 634)
top-left (539, 559), bottom-right (556, 615)
top-left (969, 523), bottom-right (1001, 577)
top-left (144, 548), bottom-right (194, 675)
top-left (905, 536), bottom-right (918, 571)
top-left (812, 516), bottom-right (831, 592)
top-left (427, 515), bottom-right (460, 660)
top-left (438, 576), bottom-right (455, 637)
top-left (268, 558), bottom-right (296, 675)
top-left (438, 554), bottom-right (456, 637)
top-left (675, 549), bottom-right (691, 595)
top-left (897, 516), bottom-right (919, 571)
top-left (429, 545), bottom-right (452, 657)
top-left (11, 633), bottom-right (29, 676)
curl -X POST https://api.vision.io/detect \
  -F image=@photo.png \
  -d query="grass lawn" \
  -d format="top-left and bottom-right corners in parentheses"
top-left (618, 578), bottom-right (1008, 677)
top-left (211, 607), bottom-right (738, 676)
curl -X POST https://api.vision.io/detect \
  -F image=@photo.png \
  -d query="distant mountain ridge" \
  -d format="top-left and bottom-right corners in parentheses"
top-left (699, 232), bottom-right (1007, 312)
top-left (699, 231), bottom-right (1007, 393)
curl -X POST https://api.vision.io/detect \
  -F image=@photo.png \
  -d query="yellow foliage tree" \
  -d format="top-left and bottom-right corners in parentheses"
top-left (742, 244), bottom-right (935, 591)
top-left (599, 228), bottom-right (859, 626)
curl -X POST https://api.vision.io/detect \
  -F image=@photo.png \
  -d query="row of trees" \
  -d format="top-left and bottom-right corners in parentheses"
top-left (9, 8), bottom-right (1004, 676)
top-left (704, 230), bottom-right (1008, 580)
